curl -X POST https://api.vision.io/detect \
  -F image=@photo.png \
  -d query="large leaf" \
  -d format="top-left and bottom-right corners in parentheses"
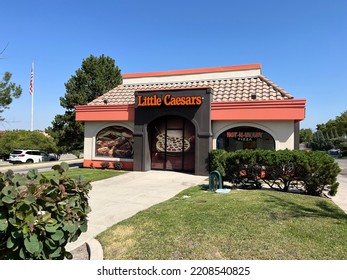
top-left (45, 223), bottom-right (60, 233)
top-left (60, 162), bottom-right (69, 172)
top-left (80, 221), bottom-right (88, 233)
top-left (44, 237), bottom-right (57, 250)
top-left (49, 247), bottom-right (62, 259)
top-left (27, 169), bottom-right (39, 180)
top-left (12, 173), bottom-right (28, 186)
top-left (51, 162), bottom-right (69, 174)
top-left (7, 236), bottom-right (19, 251)
top-left (24, 235), bottom-right (41, 255)
top-left (50, 176), bottom-right (59, 186)
top-left (0, 217), bottom-right (8, 231)
top-left (50, 229), bottom-right (64, 241)
top-left (24, 194), bottom-right (36, 205)
top-left (63, 221), bottom-right (78, 233)
top-left (2, 196), bottom-right (15, 204)
top-left (15, 211), bottom-right (25, 220)
top-left (1, 185), bottom-right (17, 198)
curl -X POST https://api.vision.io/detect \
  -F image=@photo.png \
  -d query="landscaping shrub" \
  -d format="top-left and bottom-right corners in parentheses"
top-left (0, 162), bottom-right (92, 260)
top-left (301, 151), bottom-right (340, 196)
top-left (209, 149), bottom-right (229, 177)
top-left (100, 161), bottom-right (110, 169)
top-left (112, 162), bottom-right (123, 170)
top-left (210, 149), bottom-right (341, 196)
top-left (224, 150), bottom-right (263, 189)
top-left (261, 150), bottom-right (310, 192)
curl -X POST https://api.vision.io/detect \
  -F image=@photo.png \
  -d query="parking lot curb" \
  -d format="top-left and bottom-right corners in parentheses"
top-left (0, 159), bottom-right (83, 173)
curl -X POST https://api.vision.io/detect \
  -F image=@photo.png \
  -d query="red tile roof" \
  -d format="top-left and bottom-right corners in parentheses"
top-left (88, 74), bottom-right (293, 106)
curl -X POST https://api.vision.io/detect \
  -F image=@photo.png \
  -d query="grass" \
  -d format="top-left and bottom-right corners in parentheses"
top-left (97, 187), bottom-right (347, 260)
top-left (40, 168), bottom-right (124, 182)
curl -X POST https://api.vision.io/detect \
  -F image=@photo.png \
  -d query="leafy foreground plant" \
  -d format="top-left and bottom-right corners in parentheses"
top-left (0, 162), bottom-right (92, 260)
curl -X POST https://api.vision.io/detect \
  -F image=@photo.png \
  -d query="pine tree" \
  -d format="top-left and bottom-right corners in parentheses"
top-left (0, 72), bottom-right (22, 121)
top-left (47, 55), bottom-right (122, 155)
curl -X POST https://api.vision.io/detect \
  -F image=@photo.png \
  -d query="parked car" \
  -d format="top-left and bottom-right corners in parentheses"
top-left (0, 154), bottom-right (9, 161)
top-left (328, 149), bottom-right (341, 158)
top-left (8, 149), bottom-right (58, 164)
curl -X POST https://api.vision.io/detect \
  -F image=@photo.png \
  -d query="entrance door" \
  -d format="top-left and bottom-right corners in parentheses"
top-left (149, 116), bottom-right (195, 173)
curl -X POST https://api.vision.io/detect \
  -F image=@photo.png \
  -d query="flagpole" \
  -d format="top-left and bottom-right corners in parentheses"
top-left (30, 63), bottom-right (34, 131)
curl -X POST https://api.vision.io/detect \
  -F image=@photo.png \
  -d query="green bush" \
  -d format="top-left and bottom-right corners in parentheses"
top-left (302, 151), bottom-right (340, 196)
top-left (224, 150), bottom-right (263, 189)
top-left (100, 161), bottom-right (110, 169)
top-left (210, 149), bottom-right (341, 196)
top-left (209, 149), bottom-right (229, 177)
top-left (0, 162), bottom-right (92, 259)
top-left (261, 150), bottom-right (310, 192)
top-left (112, 162), bottom-right (123, 170)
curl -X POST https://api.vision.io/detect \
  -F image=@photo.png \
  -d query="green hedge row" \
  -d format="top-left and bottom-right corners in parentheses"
top-left (210, 149), bottom-right (341, 196)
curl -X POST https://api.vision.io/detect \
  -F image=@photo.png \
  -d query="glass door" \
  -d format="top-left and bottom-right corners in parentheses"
top-left (149, 116), bottom-right (195, 173)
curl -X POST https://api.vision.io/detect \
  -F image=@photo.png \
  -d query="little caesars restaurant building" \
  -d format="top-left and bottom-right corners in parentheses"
top-left (75, 64), bottom-right (306, 176)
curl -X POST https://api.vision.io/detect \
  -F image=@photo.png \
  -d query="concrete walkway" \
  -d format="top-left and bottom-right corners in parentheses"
top-left (65, 170), bottom-right (208, 253)
top-left (332, 159), bottom-right (347, 214)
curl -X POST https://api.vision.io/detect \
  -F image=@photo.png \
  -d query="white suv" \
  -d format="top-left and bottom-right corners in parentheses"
top-left (9, 150), bottom-right (57, 164)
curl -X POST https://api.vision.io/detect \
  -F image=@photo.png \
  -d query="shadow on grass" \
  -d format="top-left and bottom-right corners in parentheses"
top-left (198, 182), bottom-right (347, 221)
top-left (264, 193), bottom-right (347, 221)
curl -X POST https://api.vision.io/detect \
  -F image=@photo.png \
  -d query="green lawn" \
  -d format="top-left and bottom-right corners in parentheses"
top-left (40, 168), bottom-right (124, 182)
top-left (97, 187), bottom-right (347, 260)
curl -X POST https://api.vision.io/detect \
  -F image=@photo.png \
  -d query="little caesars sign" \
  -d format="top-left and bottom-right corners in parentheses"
top-left (136, 93), bottom-right (202, 107)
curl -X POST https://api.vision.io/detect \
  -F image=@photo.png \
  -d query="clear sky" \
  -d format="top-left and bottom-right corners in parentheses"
top-left (1, 0), bottom-right (346, 131)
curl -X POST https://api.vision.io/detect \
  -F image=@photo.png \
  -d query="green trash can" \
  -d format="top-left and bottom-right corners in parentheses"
top-left (209, 170), bottom-right (223, 191)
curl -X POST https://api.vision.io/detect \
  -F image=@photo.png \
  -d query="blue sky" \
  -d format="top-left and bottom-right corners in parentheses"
top-left (1, 0), bottom-right (346, 131)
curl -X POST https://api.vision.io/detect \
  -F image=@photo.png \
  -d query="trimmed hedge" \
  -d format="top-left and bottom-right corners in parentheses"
top-left (210, 149), bottom-right (341, 196)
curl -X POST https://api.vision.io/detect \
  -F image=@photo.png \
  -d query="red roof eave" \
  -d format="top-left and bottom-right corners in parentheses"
top-left (75, 104), bottom-right (135, 121)
top-left (75, 98), bottom-right (306, 122)
top-left (211, 99), bottom-right (306, 121)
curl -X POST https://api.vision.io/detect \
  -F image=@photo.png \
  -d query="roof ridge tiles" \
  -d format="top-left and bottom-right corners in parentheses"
top-left (87, 74), bottom-right (294, 106)
top-left (258, 75), bottom-right (293, 99)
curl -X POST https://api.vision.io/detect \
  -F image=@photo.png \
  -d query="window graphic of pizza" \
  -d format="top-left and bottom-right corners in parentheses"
top-left (155, 133), bottom-right (190, 153)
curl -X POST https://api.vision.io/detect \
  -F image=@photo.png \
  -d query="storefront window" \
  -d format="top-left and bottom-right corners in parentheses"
top-left (95, 126), bottom-right (134, 158)
top-left (217, 126), bottom-right (274, 151)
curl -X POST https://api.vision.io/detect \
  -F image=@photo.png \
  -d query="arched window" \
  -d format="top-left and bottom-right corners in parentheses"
top-left (217, 126), bottom-right (275, 151)
top-left (95, 126), bottom-right (134, 158)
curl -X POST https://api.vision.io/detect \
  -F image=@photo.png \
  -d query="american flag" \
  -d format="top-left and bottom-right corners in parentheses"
top-left (30, 63), bottom-right (34, 96)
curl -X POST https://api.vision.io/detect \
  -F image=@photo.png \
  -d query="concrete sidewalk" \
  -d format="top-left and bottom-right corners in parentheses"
top-left (332, 159), bottom-right (347, 214)
top-left (66, 170), bottom-right (208, 252)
